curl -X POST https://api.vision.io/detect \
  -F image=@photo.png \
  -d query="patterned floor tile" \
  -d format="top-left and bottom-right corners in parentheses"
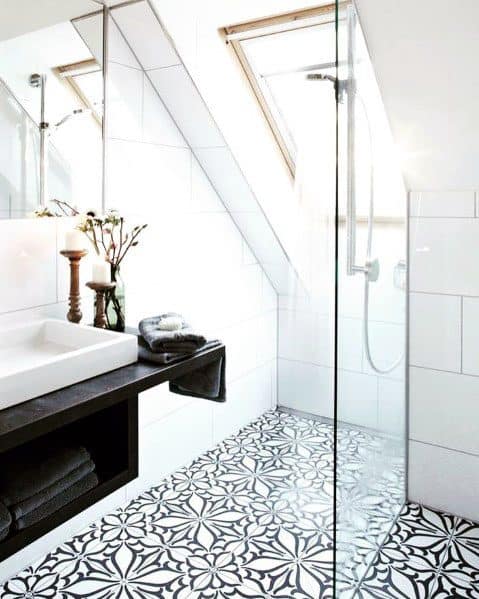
top-left (225, 525), bottom-right (334, 598)
top-left (429, 572), bottom-right (479, 598)
top-left (6, 409), bottom-right (462, 599)
top-left (439, 515), bottom-right (479, 585)
top-left (357, 551), bottom-right (438, 598)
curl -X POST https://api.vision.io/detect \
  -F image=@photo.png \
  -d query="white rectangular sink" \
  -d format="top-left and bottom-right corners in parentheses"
top-left (0, 319), bottom-right (138, 410)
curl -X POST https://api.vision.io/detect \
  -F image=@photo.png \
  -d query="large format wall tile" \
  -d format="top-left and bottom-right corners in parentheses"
top-left (410, 217), bottom-right (479, 295)
top-left (462, 296), bottom-right (479, 375)
top-left (111, 1), bottom-right (180, 70)
top-left (410, 366), bottom-right (479, 456)
top-left (409, 440), bottom-right (479, 523)
top-left (278, 359), bottom-right (333, 418)
top-left (409, 190), bottom-right (476, 217)
top-left (148, 64), bottom-right (225, 149)
top-left (409, 292), bottom-right (462, 372)
top-left (0, 219), bottom-right (57, 313)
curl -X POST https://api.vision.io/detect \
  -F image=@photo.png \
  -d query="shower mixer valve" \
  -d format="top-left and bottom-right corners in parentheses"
top-left (365, 258), bottom-right (380, 282)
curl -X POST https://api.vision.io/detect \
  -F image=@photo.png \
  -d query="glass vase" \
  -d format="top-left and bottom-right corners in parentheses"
top-left (105, 266), bottom-right (126, 332)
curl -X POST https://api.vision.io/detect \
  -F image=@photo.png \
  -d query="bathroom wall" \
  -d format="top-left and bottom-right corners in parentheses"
top-left (105, 13), bottom-right (277, 499)
top-left (408, 190), bottom-right (479, 522)
top-left (0, 8), bottom-right (277, 583)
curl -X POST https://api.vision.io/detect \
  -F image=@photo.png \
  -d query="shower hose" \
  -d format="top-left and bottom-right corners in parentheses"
top-left (357, 95), bottom-right (404, 375)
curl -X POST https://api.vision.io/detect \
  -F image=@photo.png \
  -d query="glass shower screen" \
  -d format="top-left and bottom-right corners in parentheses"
top-left (334, 1), bottom-right (407, 595)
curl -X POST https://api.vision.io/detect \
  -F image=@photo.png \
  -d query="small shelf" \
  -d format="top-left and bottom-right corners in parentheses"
top-left (0, 343), bottom-right (225, 562)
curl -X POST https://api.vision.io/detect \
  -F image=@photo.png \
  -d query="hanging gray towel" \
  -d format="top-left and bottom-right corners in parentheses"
top-left (138, 337), bottom-right (226, 402)
top-left (0, 500), bottom-right (11, 541)
top-left (169, 356), bottom-right (226, 402)
top-left (139, 313), bottom-right (207, 354)
top-left (14, 472), bottom-right (99, 531)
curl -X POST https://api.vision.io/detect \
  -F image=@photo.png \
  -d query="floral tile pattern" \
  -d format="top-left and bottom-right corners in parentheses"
top-left (2, 409), bottom-right (478, 598)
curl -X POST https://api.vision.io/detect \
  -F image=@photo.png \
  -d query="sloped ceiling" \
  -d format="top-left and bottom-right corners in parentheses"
top-left (356, 0), bottom-right (479, 190)
top-left (0, 0), bottom-right (99, 42)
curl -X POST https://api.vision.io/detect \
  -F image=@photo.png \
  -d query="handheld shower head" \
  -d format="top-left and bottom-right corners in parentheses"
top-left (54, 108), bottom-right (92, 129)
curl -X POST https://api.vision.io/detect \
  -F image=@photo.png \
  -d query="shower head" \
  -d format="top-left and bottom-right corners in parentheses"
top-left (306, 73), bottom-right (337, 84)
top-left (54, 108), bottom-right (92, 129)
top-left (306, 73), bottom-right (347, 103)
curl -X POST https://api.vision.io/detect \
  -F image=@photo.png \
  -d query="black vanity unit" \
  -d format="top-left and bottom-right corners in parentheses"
top-left (0, 344), bottom-right (225, 561)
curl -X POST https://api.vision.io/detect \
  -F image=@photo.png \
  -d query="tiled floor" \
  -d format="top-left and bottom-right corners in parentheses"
top-left (1, 410), bottom-right (478, 598)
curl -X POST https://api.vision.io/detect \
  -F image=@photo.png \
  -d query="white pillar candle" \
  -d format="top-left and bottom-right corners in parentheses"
top-left (64, 230), bottom-right (85, 251)
top-left (92, 261), bottom-right (111, 285)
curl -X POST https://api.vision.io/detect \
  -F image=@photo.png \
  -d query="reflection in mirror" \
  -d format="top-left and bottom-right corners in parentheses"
top-left (0, 3), bottom-right (104, 219)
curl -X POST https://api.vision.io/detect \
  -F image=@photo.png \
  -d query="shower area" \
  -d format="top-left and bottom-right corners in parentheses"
top-left (235, 0), bottom-right (407, 594)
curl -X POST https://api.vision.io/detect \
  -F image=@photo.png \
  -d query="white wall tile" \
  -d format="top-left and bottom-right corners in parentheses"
top-left (409, 440), bottom-right (479, 523)
top-left (409, 292), bottom-right (462, 372)
top-left (148, 65), bottom-right (225, 148)
top-left (212, 363), bottom-right (273, 443)
top-left (0, 219), bottom-right (57, 314)
top-left (194, 147), bottom-right (259, 213)
top-left (337, 369), bottom-right (378, 429)
top-left (462, 296), bottom-right (479, 375)
top-left (410, 366), bottom-right (479, 455)
top-left (361, 320), bottom-right (406, 380)
top-left (409, 217), bottom-right (479, 295)
top-left (108, 17), bottom-right (140, 68)
top-left (142, 77), bottom-right (186, 147)
top-left (378, 377), bottom-right (406, 438)
top-left (128, 400), bottom-right (213, 498)
top-left (112, 2), bottom-right (180, 70)
top-left (139, 383), bottom-right (196, 429)
top-left (107, 141), bottom-right (191, 215)
top-left (191, 157), bottom-right (225, 213)
top-left (107, 63), bottom-right (143, 141)
top-left (278, 359), bottom-right (333, 418)
top-left (409, 191), bottom-right (475, 217)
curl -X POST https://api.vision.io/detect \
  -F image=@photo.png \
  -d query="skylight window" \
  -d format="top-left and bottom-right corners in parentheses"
top-left (225, 5), bottom-right (336, 175)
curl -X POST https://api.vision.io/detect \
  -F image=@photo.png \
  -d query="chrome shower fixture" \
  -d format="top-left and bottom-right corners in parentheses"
top-left (306, 73), bottom-right (347, 102)
top-left (54, 108), bottom-right (92, 129)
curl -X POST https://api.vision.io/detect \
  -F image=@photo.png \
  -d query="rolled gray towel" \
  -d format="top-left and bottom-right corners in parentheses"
top-left (0, 500), bottom-right (12, 541)
top-left (0, 441), bottom-right (90, 507)
top-left (15, 472), bottom-right (99, 531)
top-left (9, 459), bottom-right (95, 520)
top-left (139, 313), bottom-right (207, 354)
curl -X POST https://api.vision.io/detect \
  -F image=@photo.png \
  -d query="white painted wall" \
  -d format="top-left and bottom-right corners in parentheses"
top-left (409, 191), bottom-right (479, 522)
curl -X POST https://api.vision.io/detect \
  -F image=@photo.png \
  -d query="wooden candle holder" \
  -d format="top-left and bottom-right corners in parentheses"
top-left (60, 250), bottom-right (88, 324)
top-left (86, 281), bottom-right (116, 329)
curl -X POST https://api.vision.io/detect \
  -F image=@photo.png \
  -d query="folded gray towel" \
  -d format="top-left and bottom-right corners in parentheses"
top-left (139, 313), bottom-right (207, 354)
top-left (0, 500), bottom-right (12, 540)
top-left (138, 337), bottom-right (221, 365)
top-left (0, 442), bottom-right (90, 507)
top-left (15, 472), bottom-right (99, 531)
top-left (9, 459), bottom-right (95, 520)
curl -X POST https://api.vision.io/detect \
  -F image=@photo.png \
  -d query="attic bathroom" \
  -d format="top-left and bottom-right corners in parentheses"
top-left (0, 0), bottom-right (478, 597)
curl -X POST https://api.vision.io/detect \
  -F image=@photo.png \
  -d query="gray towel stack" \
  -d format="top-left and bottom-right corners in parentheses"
top-left (0, 501), bottom-right (11, 541)
top-left (138, 314), bottom-right (226, 402)
top-left (0, 440), bottom-right (98, 531)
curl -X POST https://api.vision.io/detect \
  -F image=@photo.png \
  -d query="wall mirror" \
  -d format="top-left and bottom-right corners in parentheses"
top-left (0, 1), bottom-right (104, 219)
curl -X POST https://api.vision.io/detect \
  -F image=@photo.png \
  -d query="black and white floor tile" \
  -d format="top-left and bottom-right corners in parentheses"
top-left (1, 410), bottom-right (478, 598)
